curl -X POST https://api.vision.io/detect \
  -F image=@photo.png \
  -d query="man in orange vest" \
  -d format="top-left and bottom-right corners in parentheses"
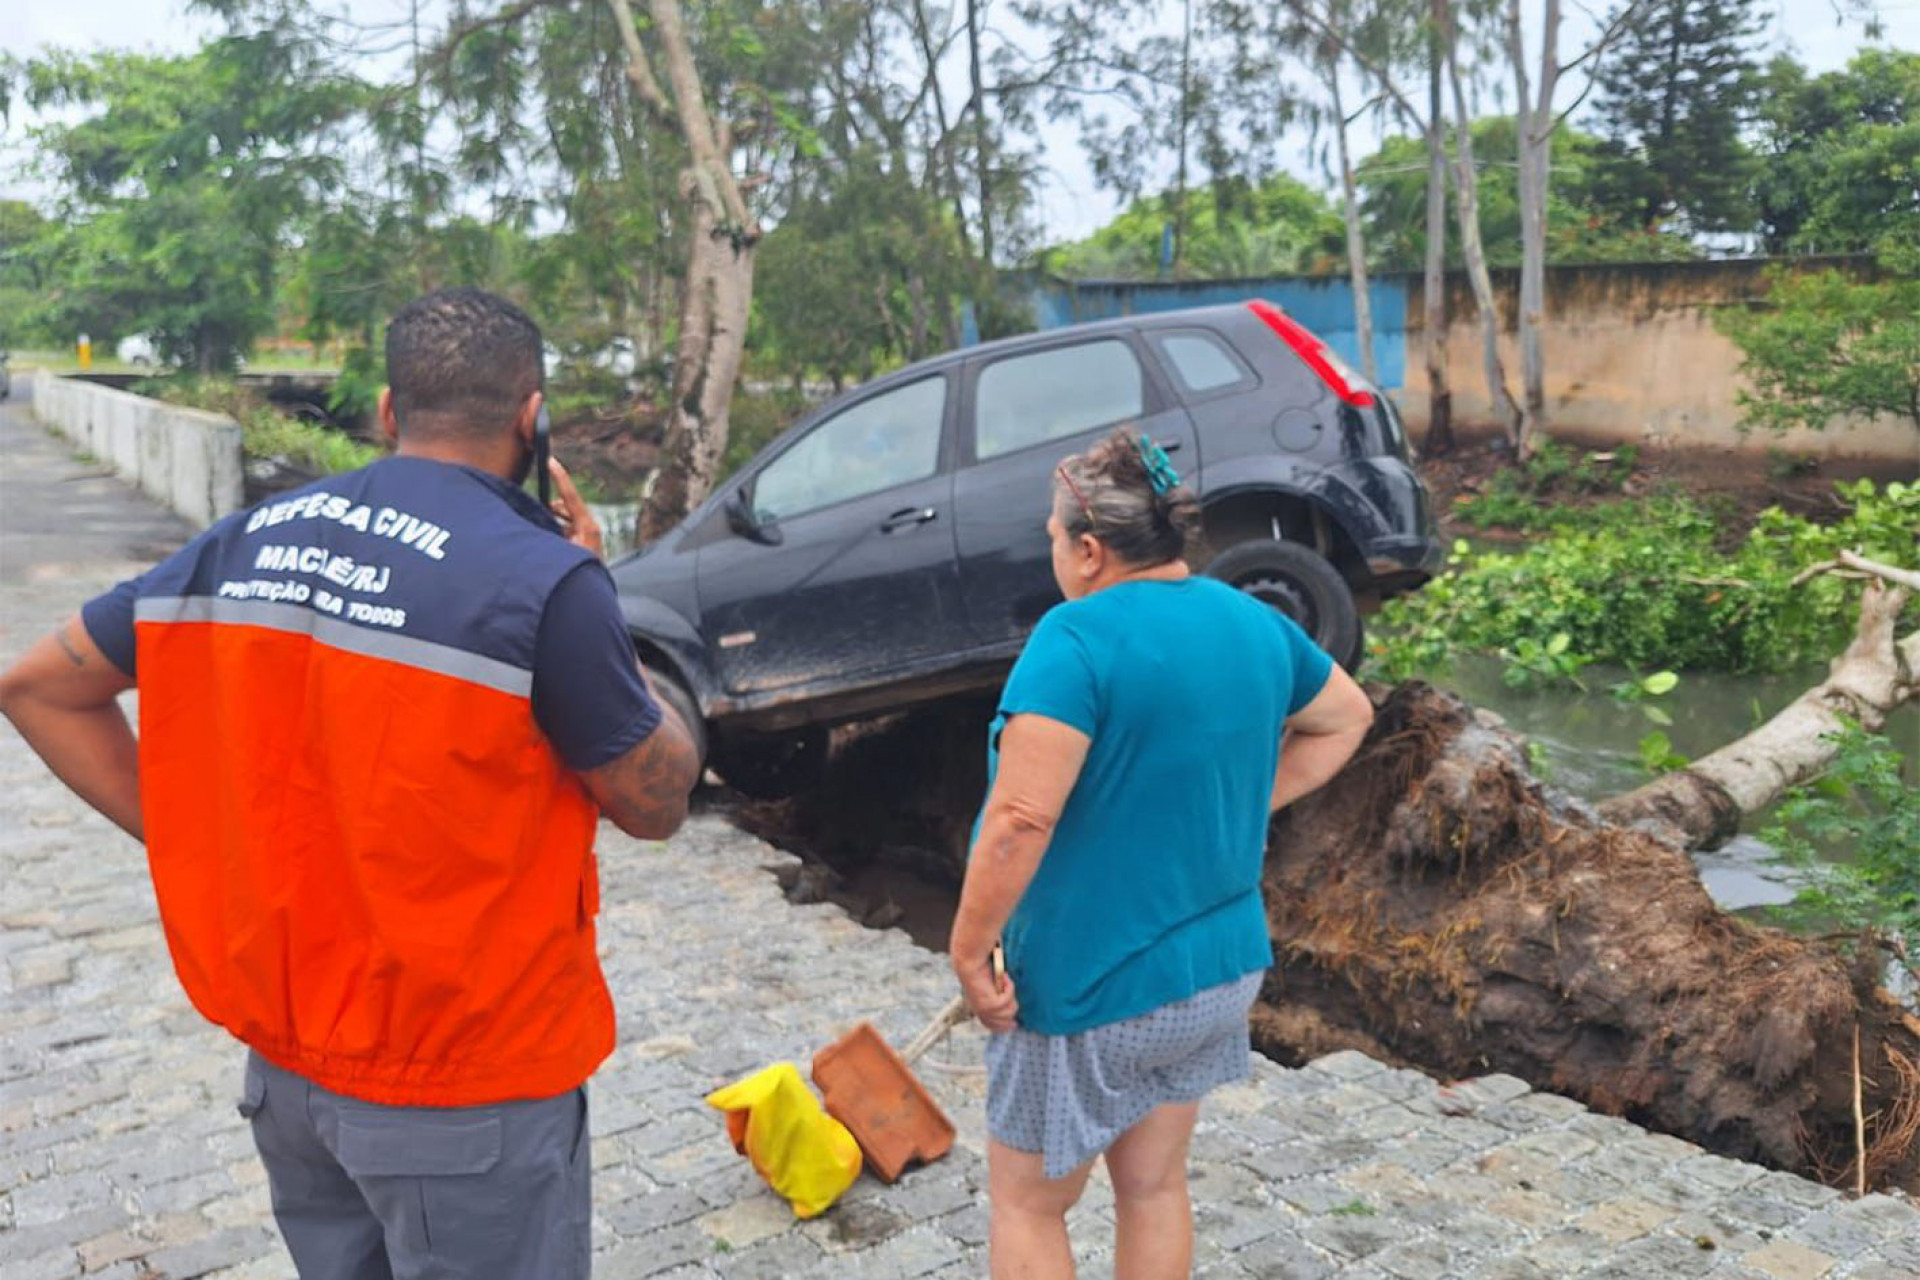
top-left (0, 288), bottom-right (703, 1277)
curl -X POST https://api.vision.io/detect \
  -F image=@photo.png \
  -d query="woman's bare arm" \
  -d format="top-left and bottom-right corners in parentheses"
top-left (950, 713), bottom-right (1090, 1031)
top-left (1271, 664), bottom-right (1374, 812)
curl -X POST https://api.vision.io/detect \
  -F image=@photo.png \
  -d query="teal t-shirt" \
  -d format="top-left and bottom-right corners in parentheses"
top-left (981, 576), bottom-right (1334, 1036)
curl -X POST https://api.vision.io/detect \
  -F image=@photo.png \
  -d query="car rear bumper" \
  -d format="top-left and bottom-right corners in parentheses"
top-left (1325, 457), bottom-right (1444, 593)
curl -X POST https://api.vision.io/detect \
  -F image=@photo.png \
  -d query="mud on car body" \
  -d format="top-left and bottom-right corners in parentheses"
top-left (611, 301), bottom-right (1442, 797)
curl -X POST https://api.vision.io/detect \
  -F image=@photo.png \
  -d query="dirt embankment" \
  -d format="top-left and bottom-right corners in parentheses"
top-left (1421, 439), bottom-right (1912, 540)
top-left (737, 686), bottom-right (1920, 1192)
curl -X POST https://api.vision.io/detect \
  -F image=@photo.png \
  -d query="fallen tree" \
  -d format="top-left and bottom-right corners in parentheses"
top-left (1600, 566), bottom-right (1920, 851)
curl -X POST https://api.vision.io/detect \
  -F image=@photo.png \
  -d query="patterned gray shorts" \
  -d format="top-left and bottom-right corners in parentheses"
top-left (986, 971), bottom-right (1264, 1179)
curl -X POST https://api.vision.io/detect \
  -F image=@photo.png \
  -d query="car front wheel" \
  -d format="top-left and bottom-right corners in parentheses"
top-left (642, 664), bottom-right (708, 768)
top-left (1204, 539), bottom-right (1363, 672)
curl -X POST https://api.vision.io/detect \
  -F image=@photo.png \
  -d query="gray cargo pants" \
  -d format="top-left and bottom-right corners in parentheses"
top-left (239, 1051), bottom-right (592, 1279)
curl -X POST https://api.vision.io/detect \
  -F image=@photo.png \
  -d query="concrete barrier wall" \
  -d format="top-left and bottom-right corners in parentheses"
top-left (1394, 258), bottom-right (1919, 465)
top-left (31, 370), bottom-right (244, 528)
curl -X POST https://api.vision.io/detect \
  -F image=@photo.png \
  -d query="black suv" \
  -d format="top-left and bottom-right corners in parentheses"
top-left (611, 301), bottom-right (1441, 794)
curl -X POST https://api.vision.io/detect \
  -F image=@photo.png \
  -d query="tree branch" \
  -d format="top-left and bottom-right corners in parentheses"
top-left (1840, 550), bottom-right (1920, 593)
top-left (602, 0), bottom-right (671, 120)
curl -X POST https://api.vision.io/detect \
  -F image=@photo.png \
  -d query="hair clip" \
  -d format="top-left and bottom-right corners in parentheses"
top-left (1137, 434), bottom-right (1181, 495)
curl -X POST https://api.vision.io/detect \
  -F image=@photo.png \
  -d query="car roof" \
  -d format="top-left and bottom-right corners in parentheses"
top-left (850, 301), bottom-right (1256, 397)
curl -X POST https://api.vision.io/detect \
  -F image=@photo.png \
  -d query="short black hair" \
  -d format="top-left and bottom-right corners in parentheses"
top-left (385, 287), bottom-right (543, 436)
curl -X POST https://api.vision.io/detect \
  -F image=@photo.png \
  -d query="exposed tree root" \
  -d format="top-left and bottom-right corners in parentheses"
top-left (1261, 682), bottom-right (1920, 1189)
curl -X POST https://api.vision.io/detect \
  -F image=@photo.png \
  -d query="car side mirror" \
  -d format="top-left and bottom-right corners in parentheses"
top-left (726, 487), bottom-right (782, 545)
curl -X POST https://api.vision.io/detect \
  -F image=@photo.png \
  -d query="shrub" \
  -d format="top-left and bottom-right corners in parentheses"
top-left (1372, 481), bottom-right (1920, 681)
top-left (143, 376), bottom-right (380, 476)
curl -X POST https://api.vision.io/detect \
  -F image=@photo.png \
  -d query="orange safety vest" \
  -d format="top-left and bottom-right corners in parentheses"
top-left (130, 458), bottom-right (614, 1106)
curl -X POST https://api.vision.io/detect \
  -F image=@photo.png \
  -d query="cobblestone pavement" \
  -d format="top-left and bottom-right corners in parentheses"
top-left (3, 387), bottom-right (1917, 1279)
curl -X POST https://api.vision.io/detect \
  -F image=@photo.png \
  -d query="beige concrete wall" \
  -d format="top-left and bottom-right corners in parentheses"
top-left (32, 370), bottom-right (244, 528)
top-left (1392, 258), bottom-right (1919, 467)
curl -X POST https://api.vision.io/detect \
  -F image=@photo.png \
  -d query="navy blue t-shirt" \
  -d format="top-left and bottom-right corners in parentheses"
top-left (82, 476), bottom-right (659, 773)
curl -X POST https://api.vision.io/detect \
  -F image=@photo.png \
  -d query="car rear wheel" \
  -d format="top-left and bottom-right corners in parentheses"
top-left (642, 664), bottom-right (707, 768)
top-left (1204, 539), bottom-right (1363, 672)
top-left (712, 727), bottom-right (829, 800)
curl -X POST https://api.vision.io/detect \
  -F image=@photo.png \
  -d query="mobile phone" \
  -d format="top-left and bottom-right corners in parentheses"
top-left (534, 404), bottom-right (552, 508)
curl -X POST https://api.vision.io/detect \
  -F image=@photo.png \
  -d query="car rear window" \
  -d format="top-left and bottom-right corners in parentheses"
top-left (975, 339), bottom-right (1144, 460)
top-left (1154, 330), bottom-right (1248, 394)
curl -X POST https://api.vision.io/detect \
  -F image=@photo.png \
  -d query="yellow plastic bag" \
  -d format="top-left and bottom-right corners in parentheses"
top-left (705, 1062), bottom-right (862, 1218)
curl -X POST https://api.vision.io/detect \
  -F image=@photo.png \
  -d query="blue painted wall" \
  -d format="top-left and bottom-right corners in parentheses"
top-left (967, 274), bottom-right (1409, 389)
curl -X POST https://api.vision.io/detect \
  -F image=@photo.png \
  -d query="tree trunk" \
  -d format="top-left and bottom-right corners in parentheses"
top-left (1443, 6), bottom-right (1523, 450)
top-left (643, 197), bottom-right (754, 542)
top-left (1600, 581), bottom-right (1920, 850)
top-left (1508, 0), bottom-right (1558, 460)
top-left (607, 0), bottom-right (761, 541)
top-left (1329, 67), bottom-right (1377, 385)
top-left (966, 0), bottom-right (993, 266)
top-left (1419, 20), bottom-right (1454, 459)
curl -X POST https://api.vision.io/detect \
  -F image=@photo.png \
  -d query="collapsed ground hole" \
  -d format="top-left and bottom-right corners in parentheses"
top-left (720, 686), bottom-right (1920, 1193)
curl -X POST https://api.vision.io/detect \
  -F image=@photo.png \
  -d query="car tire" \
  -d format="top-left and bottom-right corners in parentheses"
top-left (1205, 538), bottom-right (1363, 672)
top-left (712, 727), bottom-right (829, 800)
top-left (642, 664), bottom-right (707, 768)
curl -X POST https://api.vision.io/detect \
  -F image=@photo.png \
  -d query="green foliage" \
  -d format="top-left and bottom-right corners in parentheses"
top-left (1637, 730), bottom-right (1691, 776)
top-left (1452, 441), bottom-right (1640, 532)
top-left (719, 390), bottom-right (804, 483)
top-left (1371, 481), bottom-right (1920, 682)
top-left (11, 22), bottom-right (362, 371)
top-left (1752, 50), bottom-right (1920, 257)
top-left (1718, 265), bottom-right (1920, 432)
top-left (1587, 0), bottom-right (1769, 235)
top-left (1356, 123), bottom-right (1697, 270)
top-left (0, 200), bottom-right (60, 347)
top-left (144, 376), bottom-right (379, 476)
top-left (1764, 725), bottom-right (1920, 961)
top-left (1042, 173), bottom-right (1344, 280)
top-left (1502, 632), bottom-right (1593, 692)
top-left (755, 153), bottom-right (972, 383)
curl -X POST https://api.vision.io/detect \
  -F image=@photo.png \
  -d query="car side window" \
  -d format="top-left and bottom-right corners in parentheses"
top-left (1154, 329), bottom-right (1250, 395)
top-left (752, 376), bottom-right (947, 523)
top-left (974, 339), bottom-right (1145, 460)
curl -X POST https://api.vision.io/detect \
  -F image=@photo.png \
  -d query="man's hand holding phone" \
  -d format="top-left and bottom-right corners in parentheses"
top-left (546, 457), bottom-right (604, 559)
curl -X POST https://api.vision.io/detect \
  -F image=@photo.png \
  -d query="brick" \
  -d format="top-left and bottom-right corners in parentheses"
top-left (1576, 1196), bottom-right (1677, 1243)
top-left (1741, 1239), bottom-right (1839, 1280)
top-left (140, 1226), bottom-right (278, 1279)
top-left (604, 1187), bottom-right (708, 1235)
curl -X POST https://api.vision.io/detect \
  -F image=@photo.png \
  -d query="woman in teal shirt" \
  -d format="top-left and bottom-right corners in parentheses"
top-left (951, 429), bottom-right (1375, 1279)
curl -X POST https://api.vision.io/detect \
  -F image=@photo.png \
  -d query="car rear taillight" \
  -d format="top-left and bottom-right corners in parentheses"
top-left (1246, 299), bottom-right (1376, 408)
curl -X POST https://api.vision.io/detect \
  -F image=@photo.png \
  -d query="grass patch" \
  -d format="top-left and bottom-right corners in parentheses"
top-left (142, 376), bottom-right (379, 476)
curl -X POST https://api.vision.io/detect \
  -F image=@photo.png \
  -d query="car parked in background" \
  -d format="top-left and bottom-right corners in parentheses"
top-left (612, 300), bottom-right (1442, 795)
top-left (115, 334), bottom-right (161, 367)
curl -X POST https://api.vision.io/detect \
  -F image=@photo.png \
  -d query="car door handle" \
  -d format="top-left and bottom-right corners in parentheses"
top-left (1163, 440), bottom-right (1184, 453)
top-left (880, 506), bottom-right (939, 532)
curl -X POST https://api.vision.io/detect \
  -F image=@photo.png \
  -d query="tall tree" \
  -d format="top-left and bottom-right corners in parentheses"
top-left (1752, 49), bottom-right (1920, 256)
top-left (1282, 0), bottom-right (1500, 451)
top-left (9, 19), bottom-right (359, 371)
top-left (1587, 0), bottom-right (1768, 234)
top-left (1502, 0), bottom-right (1647, 456)
top-left (1420, 0), bottom-right (1454, 455)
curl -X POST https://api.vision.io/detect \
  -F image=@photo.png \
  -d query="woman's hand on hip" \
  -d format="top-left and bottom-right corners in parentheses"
top-left (956, 954), bottom-right (1019, 1033)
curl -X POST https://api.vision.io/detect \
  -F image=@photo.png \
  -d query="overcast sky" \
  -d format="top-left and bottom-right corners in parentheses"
top-left (1, 0), bottom-right (1909, 243)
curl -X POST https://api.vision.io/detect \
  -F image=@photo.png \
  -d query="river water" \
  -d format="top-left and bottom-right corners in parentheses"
top-left (1441, 653), bottom-right (1919, 912)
